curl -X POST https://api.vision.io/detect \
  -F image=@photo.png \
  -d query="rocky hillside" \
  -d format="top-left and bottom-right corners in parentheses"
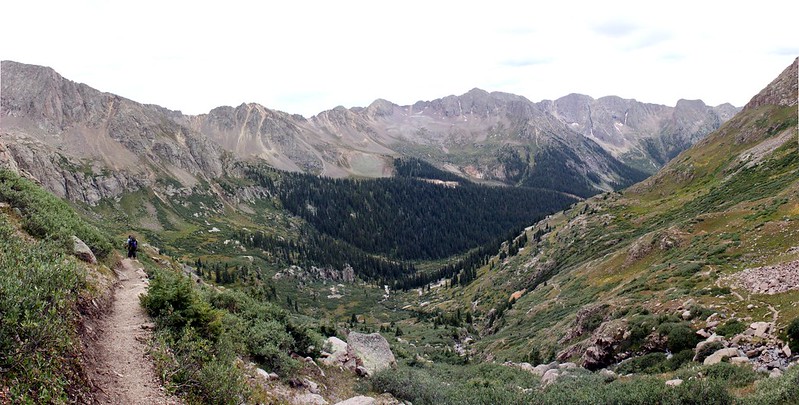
top-left (443, 58), bottom-right (798, 370)
top-left (1, 60), bottom-right (228, 205)
top-left (2, 60), bottom-right (734, 204)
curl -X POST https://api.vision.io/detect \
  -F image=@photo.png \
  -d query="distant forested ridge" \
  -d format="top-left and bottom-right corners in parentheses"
top-left (246, 162), bottom-right (577, 261)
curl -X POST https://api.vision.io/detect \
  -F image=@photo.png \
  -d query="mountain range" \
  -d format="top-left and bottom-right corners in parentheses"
top-left (1, 60), bottom-right (736, 204)
top-left (1, 56), bottom-right (797, 404)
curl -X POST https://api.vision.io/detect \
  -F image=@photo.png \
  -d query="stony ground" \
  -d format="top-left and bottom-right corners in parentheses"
top-left (87, 259), bottom-right (181, 404)
top-left (729, 259), bottom-right (799, 295)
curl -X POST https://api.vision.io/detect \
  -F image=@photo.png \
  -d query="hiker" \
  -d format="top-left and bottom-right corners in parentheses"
top-left (126, 235), bottom-right (138, 259)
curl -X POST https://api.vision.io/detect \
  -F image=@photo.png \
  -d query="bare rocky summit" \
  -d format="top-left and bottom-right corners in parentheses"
top-left (1, 59), bottom-right (738, 205)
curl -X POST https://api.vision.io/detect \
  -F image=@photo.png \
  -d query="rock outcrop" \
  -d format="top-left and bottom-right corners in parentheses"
top-left (319, 333), bottom-right (396, 377)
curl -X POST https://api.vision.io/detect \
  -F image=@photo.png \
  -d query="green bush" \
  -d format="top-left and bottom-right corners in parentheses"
top-left (616, 353), bottom-right (669, 375)
top-left (694, 341), bottom-right (725, 363)
top-left (658, 322), bottom-right (701, 352)
top-left (716, 319), bottom-right (747, 337)
top-left (743, 364), bottom-right (799, 404)
top-left (0, 170), bottom-right (113, 259)
top-left (141, 269), bottom-right (222, 340)
top-left (787, 317), bottom-right (799, 352)
top-left (703, 362), bottom-right (759, 388)
top-left (0, 215), bottom-right (87, 402)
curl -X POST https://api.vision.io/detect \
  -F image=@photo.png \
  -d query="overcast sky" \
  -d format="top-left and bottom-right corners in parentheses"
top-left (2, 0), bottom-right (797, 117)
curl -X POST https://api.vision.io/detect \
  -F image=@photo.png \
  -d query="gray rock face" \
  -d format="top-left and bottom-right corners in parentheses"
top-left (345, 332), bottom-right (396, 376)
top-left (1, 61), bottom-right (225, 205)
top-left (334, 396), bottom-right (376, 405)
top-left (745, 57), bottom-right (798, 110)
top-left (72, 235), bottom-right (97, 264)
top-left (2, 59), bottom-right (737, 205)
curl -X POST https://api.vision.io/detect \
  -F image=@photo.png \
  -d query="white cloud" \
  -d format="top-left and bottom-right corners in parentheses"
top-left (1, 0), bottom-right (796, 116)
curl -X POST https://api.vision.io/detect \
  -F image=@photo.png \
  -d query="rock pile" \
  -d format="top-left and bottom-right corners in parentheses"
top-left (273, 264), bottom-right (356, 283)
top-left (729, 259), bottom-right (799, 295)
top-left (693, 320), bottom-right (795, 373)
top-left (505, 360), bottom-right (599, 386)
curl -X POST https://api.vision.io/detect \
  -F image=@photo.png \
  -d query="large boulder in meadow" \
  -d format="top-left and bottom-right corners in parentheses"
top-left (346, 332), bottom-right (396, 376)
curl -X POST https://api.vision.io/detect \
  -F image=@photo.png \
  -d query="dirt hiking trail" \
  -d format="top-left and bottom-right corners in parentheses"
top-left (89, 258), bottom-right (180, 404)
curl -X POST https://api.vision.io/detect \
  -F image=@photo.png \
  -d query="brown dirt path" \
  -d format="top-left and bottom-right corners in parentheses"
top-left (88, 258), bottom-right (181, 404)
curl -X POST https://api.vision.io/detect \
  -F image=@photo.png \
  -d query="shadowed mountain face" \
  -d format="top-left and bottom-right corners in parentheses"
top-left (1, 60), bottom-right (736, 204)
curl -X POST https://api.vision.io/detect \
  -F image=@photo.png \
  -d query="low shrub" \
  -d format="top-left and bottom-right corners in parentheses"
top-left (0, 214), bottom-right (87, 402)
top-left (658, 322), bottom-right (701, 353)
top-left (703, 362), bottom-right (759, 388)
top-left (0, 170), bottom-right (113, 259)
top-left (787, 317), bottom-right (799, 352)
top-left (742, 364), bottom-right (799, 404)
top-left (716, 319), bottom-right (746, 337)
top-left (616, 352), bottom-right (668, 375)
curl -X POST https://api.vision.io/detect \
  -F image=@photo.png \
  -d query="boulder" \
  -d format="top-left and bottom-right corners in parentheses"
top-left (750, 322), bottom-right (771, 338)
top-left (541, 369), bottom-right (561, 386)
top-left (292, 393), bottom-right (328, 405)
top-left (559, 362), bottom-right (578, 370)
top-left (335, 395), bottom-right (376, 405)
top-left (72, 236), bottom-right (97, 264)
top-left (770, 369), bottom-right (783, 378)
top-left (532, 363), bottom-right (555, 377)
top-left (681, 310), bottom-right (692, 320)
top-left (704, 348), bottom-right (740, 365)
top-left (599, 368), bottom-right (618, 382)
top-left (665, 379), bottom-right (683, 387)
top-left (783, 346), bottom-right (792, 357)
top-left (729, 357), bottom-right (751, 365)
top-left (346, 332), bottom-right (396, 376)
top-left (320, 336), bottom-right (349, 367)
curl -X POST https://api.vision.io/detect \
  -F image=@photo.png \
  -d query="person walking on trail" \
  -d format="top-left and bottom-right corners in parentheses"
top-left (125, 235), bottom-right (138, 259)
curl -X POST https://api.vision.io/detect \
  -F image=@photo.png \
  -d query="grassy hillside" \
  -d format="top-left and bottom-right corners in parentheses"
top-left (435, 101), bottom-right (798, 364)
top-left (0, 170), bottom-right (116, 402)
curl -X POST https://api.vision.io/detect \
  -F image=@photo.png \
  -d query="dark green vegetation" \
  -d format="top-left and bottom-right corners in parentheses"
top-left (518, 143), bottom-right (649, 198)
top-left (246, 164), bottom-right (577, 261)
top-left (0, 170), bottom-right (113, 403)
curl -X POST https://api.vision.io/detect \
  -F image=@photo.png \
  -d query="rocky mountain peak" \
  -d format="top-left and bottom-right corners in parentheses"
top-left (365, 98), bottom-right (397, 118)
top-left (744, 57), bottom-right (798, 110)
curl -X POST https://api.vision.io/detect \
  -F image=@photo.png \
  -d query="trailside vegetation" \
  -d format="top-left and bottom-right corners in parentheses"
top-left (141, 267), bottom-right (322, 404)
top-left (0, 170), bottom-right (114, 402)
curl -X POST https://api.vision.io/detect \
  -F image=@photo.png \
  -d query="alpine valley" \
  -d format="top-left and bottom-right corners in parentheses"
top-left (0, 57), bottom-right (797, 404)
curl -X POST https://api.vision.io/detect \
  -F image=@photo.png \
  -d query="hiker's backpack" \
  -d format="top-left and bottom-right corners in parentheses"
top-left (131, 239), bottom-right (138, 250)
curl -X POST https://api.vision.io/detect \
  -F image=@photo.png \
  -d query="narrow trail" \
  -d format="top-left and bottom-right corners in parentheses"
top-left (88, 259), bottom-right (180, 404)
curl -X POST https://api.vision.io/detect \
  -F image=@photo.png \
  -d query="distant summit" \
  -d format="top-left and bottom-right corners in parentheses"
top-left (2, 59), bottom-right (737, 203)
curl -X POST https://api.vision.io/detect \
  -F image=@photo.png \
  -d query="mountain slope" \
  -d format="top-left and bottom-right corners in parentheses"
top-left (451, 58), bottom-right (798, 367)
top-left (1, 60), bottom-right (227, 205)
top-left (2, 60), bottom-right (734, 203)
